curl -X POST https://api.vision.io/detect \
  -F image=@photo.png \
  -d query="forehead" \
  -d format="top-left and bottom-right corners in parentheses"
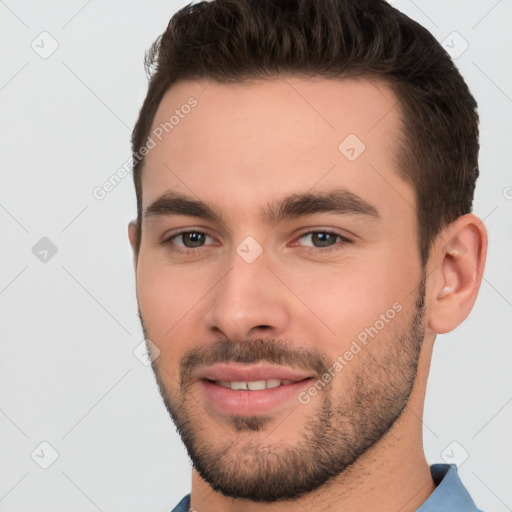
top-left (141, 76), bottom-right (414, 226)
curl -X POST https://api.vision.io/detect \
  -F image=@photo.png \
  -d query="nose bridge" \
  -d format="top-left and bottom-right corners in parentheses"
top-left (204, 239), bottom-right (289, 339)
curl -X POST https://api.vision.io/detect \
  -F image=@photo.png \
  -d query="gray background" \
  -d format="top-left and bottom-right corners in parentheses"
top-left (1, 0), bottom-right (511, 510)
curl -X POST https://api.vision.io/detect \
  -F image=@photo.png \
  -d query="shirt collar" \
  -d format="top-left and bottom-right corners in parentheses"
top-left (415, 463), bottom-right (482, 512)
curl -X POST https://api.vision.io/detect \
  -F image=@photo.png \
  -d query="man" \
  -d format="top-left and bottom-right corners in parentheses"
top-left (127, 0), bottom-right (488, 510)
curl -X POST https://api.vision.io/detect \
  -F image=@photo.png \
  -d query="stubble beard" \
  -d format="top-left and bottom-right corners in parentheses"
top-left (141, 273), bottom-right (426, 502)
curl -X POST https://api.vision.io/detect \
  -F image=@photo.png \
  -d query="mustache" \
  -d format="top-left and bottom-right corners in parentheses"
top-left (179, 338), bottom-right (330, 386)
top-left (138, 307), bottom-right (331, 386)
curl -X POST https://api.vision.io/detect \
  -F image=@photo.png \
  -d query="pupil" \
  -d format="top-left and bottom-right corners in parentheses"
top-left (184, 232), bottom-right (204, 247)
top-left (313, 232), bottom-right (335, 247)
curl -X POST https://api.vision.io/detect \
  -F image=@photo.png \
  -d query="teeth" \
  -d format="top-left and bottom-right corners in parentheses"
top-left (230, 381), bottom-right (248, 390)
top-left (215, 379), bottom-right (296, 390)
top-left (248, 380), bottom-right (266, 391)
top-left (265, 379), bottom-right (281, 389)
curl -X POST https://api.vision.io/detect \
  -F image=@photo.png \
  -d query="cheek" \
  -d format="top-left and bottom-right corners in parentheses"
top-left (136, 265), bottom-right (166, 327)
top-left (281, 254), bottom-right (415, 352)
top-left (136, 258), bottom-right (197, 339)
top-left (136, 264), bottom-right (198, 385)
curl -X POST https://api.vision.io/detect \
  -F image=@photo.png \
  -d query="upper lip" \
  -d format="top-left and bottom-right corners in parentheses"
top-left (195, 363), bottom-right (314, 383)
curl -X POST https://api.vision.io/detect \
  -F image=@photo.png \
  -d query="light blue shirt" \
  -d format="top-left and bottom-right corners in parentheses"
top-left (170, 464), bottom-right (485, 511)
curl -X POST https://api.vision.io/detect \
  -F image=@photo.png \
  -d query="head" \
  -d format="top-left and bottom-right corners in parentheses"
top-left (128, 0), bottom-right (487, 503)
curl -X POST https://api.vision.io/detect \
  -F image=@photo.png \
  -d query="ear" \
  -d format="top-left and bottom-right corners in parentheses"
top-left (427, 213), bottom-right (488, 334)
top-left (128, 220), bottom-right (139, 268)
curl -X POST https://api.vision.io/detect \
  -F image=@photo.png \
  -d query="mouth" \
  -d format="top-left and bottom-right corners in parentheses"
top-left (196, 362), bottom-right (315, 384)
top-left (195, 364), bottom-right (316, 416)
top-left (206, 378), bottom-right (306, 390)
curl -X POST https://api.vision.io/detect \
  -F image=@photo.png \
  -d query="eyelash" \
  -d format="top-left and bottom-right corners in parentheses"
top-left (161, 229), bottom-right (352, 255)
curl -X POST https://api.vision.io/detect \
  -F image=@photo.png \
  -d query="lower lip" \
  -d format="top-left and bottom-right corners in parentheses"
top-left (200, 379), bottom-right (314, 416)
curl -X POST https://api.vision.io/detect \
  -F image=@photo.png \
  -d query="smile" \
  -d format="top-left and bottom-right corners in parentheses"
top-left (212, 379), bottom-right (296, 390)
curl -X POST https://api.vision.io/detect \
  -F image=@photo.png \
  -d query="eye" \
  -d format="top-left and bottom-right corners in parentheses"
top-left (162, 230), bottom-right (216, 253)
top-left (161, 229), bottom-right (351, 256)
top-left (295, 230), bottom-right (351, 254)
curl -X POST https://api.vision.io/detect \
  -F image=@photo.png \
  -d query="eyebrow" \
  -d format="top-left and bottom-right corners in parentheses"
top-left (143, 188), bottom-right (380, 224)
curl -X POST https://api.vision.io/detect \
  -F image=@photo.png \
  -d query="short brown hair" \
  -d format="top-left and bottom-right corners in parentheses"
top-left (131, 0), bottom-right (479, 266)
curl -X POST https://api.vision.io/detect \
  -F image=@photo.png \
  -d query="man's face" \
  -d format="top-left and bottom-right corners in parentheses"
top-left (130, 77), bottom-right (427, 501)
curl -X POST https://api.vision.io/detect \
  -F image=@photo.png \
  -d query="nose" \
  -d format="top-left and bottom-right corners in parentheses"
top-left (203, 244), bottom-right (291, 342)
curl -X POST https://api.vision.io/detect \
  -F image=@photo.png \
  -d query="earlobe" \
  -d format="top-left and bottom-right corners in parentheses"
top-left (428, 214), bottom-right (487, 334)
